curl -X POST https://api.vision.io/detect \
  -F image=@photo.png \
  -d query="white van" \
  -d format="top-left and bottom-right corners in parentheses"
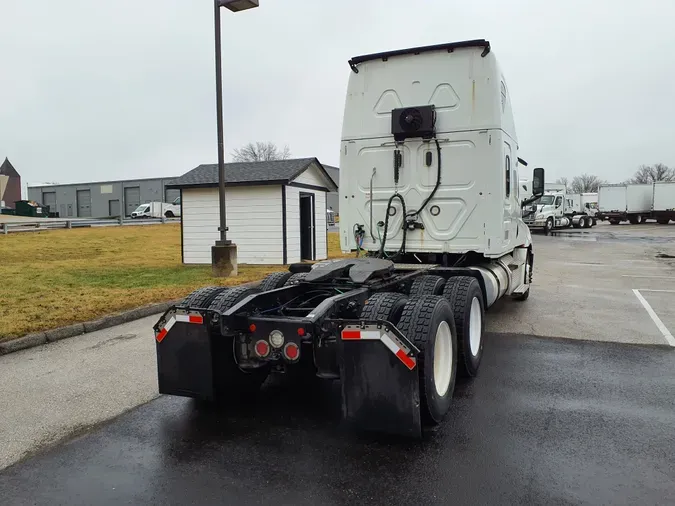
top-left (131, 201), bottom-right (181, 219)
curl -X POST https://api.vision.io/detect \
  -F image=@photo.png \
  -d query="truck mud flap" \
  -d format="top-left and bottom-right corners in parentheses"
top-left (338, 323), bottom-right (421, 438)
top-left (154, 309), bottom-right (214, 401)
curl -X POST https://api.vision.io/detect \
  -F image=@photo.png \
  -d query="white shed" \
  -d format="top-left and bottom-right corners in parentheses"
top-left (168, 158), bottom-right (338, 265)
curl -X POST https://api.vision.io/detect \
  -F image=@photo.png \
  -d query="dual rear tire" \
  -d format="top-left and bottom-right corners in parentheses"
top-left (363, 275), bottom-right (485, 426)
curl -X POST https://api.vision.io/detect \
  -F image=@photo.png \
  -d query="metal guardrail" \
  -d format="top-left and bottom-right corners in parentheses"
top-left (0, 217), bottom-right (181, 234)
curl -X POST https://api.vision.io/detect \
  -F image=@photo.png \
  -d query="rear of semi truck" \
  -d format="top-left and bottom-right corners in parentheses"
top-left (154, 40), bottom-right (543, 438)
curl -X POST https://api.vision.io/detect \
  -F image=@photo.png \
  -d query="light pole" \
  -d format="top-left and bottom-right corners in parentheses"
top-left (211, 0), bottom-right (259, 277)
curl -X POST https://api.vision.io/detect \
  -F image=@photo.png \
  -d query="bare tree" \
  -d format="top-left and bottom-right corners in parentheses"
top-left (232, 142), bottom-right (291, 163)
top-left (570, 174), bottom-right (606, 193)
top-left (555, 177), bottom-right (569, 191)
top-left (630, 164), bottom-right (675, 184)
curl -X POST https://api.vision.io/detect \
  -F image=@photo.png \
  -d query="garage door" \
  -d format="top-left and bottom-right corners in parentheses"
top-left (42, 192), bottom-right (56, 215)
top-left (124, 187), bottom-right (140, 216)
top-left (76, 189), bottom-right (92, 217)
top-left (109, 199), bottom-right (120, 217)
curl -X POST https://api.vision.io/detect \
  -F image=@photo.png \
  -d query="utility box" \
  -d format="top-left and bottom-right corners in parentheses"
top-left (15, 200), bottom-right (49, 218)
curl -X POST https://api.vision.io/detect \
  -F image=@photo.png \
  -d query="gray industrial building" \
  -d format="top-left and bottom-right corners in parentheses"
top-left (27, 177), bottom-right (180, 218)
top-left (26, 165), bottom-right (339, 220)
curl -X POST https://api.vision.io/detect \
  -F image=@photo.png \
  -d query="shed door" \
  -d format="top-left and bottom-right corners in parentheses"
top-left (42, 192), bottom-right (56, 214)
top-left (300, 193), bottom-right (315, 261)
top-left (76, 189), bottom-right (92, 217)
top-left (109, 199), bottom-right (120, 217)
top-left (124, 187), bottom-right (140, 216)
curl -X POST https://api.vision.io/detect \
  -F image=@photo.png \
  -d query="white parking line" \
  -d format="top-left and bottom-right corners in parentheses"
top-left (632, 289), bottom-right (675, 347)
top-left (638, 289), bottom-right (675, 293)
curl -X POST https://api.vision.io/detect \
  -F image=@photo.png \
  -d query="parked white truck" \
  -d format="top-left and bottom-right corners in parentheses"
top-left (598, 184), bottom-right (653, 224)
top-left (523, 190), bottom-right (597, 233)
top-left (154, 39), bottom-right (545, 438)
top-left (131, 201), bottom-right (181, 219)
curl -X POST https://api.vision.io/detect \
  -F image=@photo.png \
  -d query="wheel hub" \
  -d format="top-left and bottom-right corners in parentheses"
top-left (433, 321), bottom-right (453, 396)
top-left (469, 297), bottom-right (482, 356)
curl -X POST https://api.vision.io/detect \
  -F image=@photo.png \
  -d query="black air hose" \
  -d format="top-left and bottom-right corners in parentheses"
top-left (379, 193), bottom-right (407, 259)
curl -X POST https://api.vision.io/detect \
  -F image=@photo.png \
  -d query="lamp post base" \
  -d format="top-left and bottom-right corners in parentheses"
top-left (212, 242), bottom-right (238, 277)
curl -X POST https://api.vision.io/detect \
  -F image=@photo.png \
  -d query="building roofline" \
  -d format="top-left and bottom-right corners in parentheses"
top-left (28, 176), bottom-right (181, 190)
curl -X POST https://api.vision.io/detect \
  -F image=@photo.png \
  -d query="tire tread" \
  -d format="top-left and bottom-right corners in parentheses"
top-left (397, 296), bottom-right (456, 424)
top-left (209, 285), bottom-right (261, 312)
top-left (409, 275), bottom-right (446, 297)
top-left (442, 277), bottom-right (483, 377)
top-left (285, 273), bottom-right (308, 286)
top-left (178, 286), bottom-right (228, 310)
top-left (259, 271), bottom-right (293, 291)
top-left (360, 292), bottom-right (408, 323)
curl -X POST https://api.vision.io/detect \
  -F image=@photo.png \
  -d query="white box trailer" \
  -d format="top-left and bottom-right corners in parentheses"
top-left (599, 185), bottom-right (626, 213)
top-left (627, 184), bottom-right (653, 214)
top-left (599, 184), bottom-right (653, 224)
top-left (566, 193), bottom-right (598, 215)
top-left (653, 182), bottom-right (675, 224)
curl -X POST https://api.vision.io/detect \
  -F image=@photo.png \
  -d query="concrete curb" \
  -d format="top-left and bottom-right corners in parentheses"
top-left (0, 300), bottom-right (181, 356)
top-left (0, 281), bottom-right (262, 357)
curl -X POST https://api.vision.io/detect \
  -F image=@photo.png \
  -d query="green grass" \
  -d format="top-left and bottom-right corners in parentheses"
top-left (0, 224), bottom-right (348, 340)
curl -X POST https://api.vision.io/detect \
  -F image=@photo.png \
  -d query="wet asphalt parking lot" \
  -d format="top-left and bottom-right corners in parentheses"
top-left (1, 222), bottom-right (675, 504)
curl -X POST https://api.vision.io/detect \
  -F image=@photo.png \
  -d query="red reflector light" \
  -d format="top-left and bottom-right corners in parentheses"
top-left (297, 328), bottom-right (305, 336)
top-left (188, 315), bottom-right (203, 324)
top-left (284, 342), bottom-right (300, 361)
top-left (249, 323), bottom-right (257, 333)
top-left (255, 340), bottom-right (270, 358)
top-left (156, 328), bottom-right (168, 343)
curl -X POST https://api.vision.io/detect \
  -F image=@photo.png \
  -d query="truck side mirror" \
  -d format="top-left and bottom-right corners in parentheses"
top-left (532, 168), bottom-right (545, 196)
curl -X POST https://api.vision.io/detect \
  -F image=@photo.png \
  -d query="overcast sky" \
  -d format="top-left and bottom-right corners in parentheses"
top-left (1, 0), bottom-right (673, 186)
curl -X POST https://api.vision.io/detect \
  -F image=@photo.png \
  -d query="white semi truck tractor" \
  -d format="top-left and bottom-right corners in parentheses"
top-left (153, 39), bottom-right (544, 438)
top-left (523, 190), bottom-right (597, 233)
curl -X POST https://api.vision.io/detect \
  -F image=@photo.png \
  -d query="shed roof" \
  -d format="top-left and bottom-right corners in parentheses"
top-left (168, 157), bottom-right (337, 191)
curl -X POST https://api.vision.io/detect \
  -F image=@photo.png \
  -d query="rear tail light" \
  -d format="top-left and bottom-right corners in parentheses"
top-left (283, 342), bottom-right (300, 361)
top-left (254, 340), bottom-right (270, 358)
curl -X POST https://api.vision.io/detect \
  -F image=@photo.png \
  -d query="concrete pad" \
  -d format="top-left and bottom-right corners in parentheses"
top-left (488, 231), bottom-right (675, 345)
top-left (0, 315), bottom-right (159, 471)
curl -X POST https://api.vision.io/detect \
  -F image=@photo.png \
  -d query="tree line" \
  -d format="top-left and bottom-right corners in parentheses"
top-left (555, 164), bottom-right (675, 193)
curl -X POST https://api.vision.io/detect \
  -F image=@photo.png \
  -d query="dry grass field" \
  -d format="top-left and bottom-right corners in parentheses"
top-left (0, 224), bottom-right (347, 340)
